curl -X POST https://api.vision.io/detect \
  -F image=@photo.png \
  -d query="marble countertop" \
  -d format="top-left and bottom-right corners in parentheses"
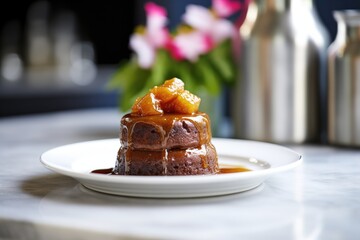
top-left (1, 109), bottom-right (360, 240)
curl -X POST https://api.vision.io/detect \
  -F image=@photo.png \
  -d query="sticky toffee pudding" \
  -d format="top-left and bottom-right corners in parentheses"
top-left (113, 78), bottom-right (219, 175)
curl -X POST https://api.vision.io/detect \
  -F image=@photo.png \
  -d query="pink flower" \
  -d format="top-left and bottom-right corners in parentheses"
top-left (169, 31), bottom-right (213, 62)
top-left (183, 5), bottom-right (235, 44)
top-left (212, 0), bottom-right (241, 17)
top-left (130, 2), bottom-right (170, 68)
top-left (145, 2), bottom-right (169, 47)
top-left (130, 1), bottom-right (241, 66)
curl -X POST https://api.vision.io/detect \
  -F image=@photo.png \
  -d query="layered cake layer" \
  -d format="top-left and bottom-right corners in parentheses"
top-left (114, 143), bottom-right (218, 175)
top-left (120, 113), bottom-right (211, 150)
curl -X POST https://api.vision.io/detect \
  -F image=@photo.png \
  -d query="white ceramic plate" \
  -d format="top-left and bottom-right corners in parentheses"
top-left (40, 138), bottom-right (302, 198)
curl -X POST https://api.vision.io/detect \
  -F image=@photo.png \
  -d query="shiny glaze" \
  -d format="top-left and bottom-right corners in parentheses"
top-left (121, 112), bottom-right (211, 148)
top-left (91, 165), bottom-right (251, 175)
top-left (119, 112), bottom-right (213, 175)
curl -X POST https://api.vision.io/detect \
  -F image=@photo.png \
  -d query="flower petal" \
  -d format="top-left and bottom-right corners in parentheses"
top-left (182, 5), bottom-right (214, 33)
top-left (130, 34), bottom-right (155, 68)
top-left (148, 28), bottom-right (170, 48)
top-left (145, 2), bottom-right (167, 17)
top-left (212, 19), bottom-right (235, 43)
top-left (213, 0), bottom-right (241, 17)
top-left (145, 2), bottom-right (169, 48)
top-left (145, 2), bottom-right (167, 31)
top-left (171, 31), bottom-right (213, 62)
top-left (166, 40), bottom-right (184, 61)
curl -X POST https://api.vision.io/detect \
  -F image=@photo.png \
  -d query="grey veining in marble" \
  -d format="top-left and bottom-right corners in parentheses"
top-left (1, 108), bottom-right (360, 240)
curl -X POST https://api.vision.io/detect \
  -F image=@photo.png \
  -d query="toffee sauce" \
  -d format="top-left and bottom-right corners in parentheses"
top-left (121, 113), bottom-right (212, 148)
top-left (92, 113), bottom-right (251, 176)
top-left (119, 113), bottom-right (212, 175)
top-left (91, 165), bottom-right (250, 175)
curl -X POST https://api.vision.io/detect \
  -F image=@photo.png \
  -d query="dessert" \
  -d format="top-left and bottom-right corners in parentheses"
top-left (113, 78), bottom-right (218, 176)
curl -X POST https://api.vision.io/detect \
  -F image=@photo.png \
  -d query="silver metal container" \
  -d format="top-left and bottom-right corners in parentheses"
top-left (328, 10), bottom-right (360, 147)
top-left (232, 0), bottom-right (329, 143)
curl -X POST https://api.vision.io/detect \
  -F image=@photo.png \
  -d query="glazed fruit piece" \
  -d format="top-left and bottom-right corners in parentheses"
top-left (151, 77), bottom-right (184, 103)
top-left (131, 92), bottom-right (163, 116)
top-left (162, 90), bottom-right (201, 114)
top-left (131, 78), bottom-right (201, 116)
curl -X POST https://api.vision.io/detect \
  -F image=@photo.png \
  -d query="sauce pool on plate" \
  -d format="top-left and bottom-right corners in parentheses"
top-left (91, 165), bottom-right (250, 175)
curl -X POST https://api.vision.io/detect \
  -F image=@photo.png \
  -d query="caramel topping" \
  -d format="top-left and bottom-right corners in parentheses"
top-left (131, 78), bottom-right (201, 116)
top-left (131, 92), bottom-right (163, 116)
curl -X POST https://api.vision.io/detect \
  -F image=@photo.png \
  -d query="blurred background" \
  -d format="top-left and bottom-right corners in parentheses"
top-left (0, 0), bottom-right (359, 118)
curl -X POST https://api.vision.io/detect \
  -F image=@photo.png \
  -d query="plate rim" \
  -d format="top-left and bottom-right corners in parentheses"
top-left (40, 138), bottom-right (302, 185)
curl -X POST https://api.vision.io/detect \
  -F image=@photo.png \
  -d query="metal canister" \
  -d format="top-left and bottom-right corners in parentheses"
top-left (232, 0), bottom-right (329, 143)
top-left (328, 10), bottom-right (360, 147)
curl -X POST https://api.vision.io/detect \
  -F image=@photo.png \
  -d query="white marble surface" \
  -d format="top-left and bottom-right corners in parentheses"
top-left (1, 108), bottom-right (360, 240)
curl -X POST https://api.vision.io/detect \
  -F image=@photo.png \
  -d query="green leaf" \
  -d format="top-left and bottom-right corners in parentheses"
top-left (120, 88), bottom-right (145, 111)
top-left (149, 49), bottom-right (169, 87)
top-left (196, 57), bottom-right (221, 95)
top-left (208, 40), bottom-right (237, 84)
top-left (175, 61), bottom-right (197, 93)
top-left (107, 57), bottom-right (138, 89)
top-left (121, 68), bottom-right (153, 112)
top-left (106, 56), bottom-right (154, 112)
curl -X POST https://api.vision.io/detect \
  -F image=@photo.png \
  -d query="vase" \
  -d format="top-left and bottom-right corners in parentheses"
top-left (328, 10), bottom-right (360, 147)
top-left (197, 90), bottom-right (224, 137)
top-left (232, 0), bottom-right (329, 143)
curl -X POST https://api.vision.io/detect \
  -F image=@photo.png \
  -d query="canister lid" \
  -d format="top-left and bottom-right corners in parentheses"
top-left (334, 10), bottom-right (360, 26)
